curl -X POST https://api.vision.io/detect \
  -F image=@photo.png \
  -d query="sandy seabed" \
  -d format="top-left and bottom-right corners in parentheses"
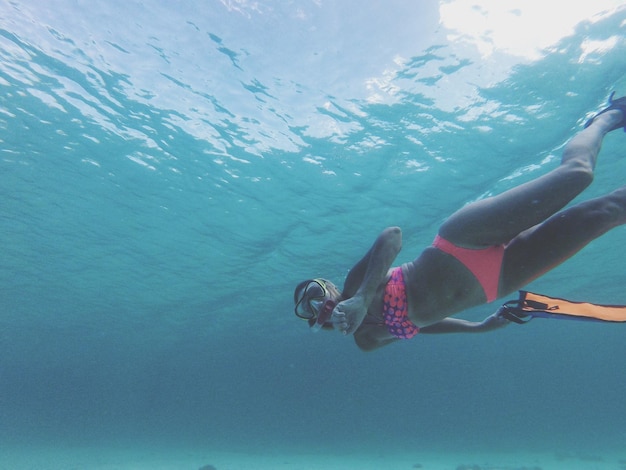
top-left (2, 445), bottom-right (625, 470)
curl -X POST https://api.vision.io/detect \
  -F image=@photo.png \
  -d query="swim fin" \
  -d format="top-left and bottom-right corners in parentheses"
top-left (584, 91), bottom-right (626, 132)
top-left (500, 291), bottom-right (626, 323)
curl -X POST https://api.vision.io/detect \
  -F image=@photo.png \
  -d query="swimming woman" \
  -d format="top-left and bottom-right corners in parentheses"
top-left (294, 93), bottom-right (626, 351)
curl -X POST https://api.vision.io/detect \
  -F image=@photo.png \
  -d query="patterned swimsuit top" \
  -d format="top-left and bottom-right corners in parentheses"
top-left (382, 267), bottom-right (420, 339)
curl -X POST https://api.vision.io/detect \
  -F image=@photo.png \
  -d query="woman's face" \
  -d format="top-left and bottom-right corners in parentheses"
top-left (294, 279), bottom-right (341, 330)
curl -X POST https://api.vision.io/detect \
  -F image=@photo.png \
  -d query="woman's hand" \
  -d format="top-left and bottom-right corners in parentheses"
top-left (479, 312), bottom-right (510, 332)
top-left (331, 296), bottom-right (368, 336)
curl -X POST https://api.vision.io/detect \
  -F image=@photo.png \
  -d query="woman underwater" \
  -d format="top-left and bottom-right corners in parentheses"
top-left (294, 94), bottom-right (626, 351)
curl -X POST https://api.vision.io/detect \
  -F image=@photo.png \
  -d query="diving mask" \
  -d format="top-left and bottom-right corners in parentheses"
top-left (309, 298), bottom-right (337, 332)
top-left (294, 279), bottom-right (328, 319)
top-left (294, 279), bottom-right (337, 331)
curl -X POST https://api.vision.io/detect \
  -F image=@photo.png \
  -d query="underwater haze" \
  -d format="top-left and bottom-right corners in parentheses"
top-left (2, 1), bottom-right (626, 468)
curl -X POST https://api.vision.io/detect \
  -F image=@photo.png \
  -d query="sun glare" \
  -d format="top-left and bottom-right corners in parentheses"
top-left (440, 0), bottom-right (624, 59)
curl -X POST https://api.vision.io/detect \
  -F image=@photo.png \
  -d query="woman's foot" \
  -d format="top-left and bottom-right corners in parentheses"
top-left (585, 92), bottom-right (626, 132)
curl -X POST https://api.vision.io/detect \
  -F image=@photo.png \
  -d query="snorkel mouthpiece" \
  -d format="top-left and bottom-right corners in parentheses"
top-left (310, 299), bottom-right (337, 332)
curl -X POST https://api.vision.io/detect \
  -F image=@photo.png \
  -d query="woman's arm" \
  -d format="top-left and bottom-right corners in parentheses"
top-left (354, 327), bottom-right (398, 352)
top-left (335, 227), bottom-right (402, 335)
top-left (354, 311), bottom-right (510, 352)
top-left (420, 313), bottom-right (509, 334)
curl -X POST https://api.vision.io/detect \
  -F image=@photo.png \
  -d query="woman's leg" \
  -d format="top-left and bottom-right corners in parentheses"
top-left (500, 185), bottom-right (626, 295)
top-left (438, 110), bottom-right (623, 248)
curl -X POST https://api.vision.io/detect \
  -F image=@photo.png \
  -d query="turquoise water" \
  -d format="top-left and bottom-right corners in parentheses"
top-left (1, 0), bottom-right (626, 463)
